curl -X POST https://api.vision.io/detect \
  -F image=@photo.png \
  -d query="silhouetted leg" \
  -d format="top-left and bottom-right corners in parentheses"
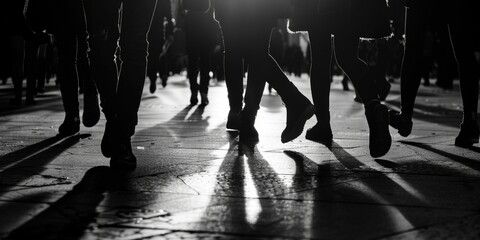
top-left (306, 28), bottom-right (333, 145)
top-left (449, 6), bottom-right (480, 146)
top-left (187, 48), bottom-right (200, 105)
top-left (399, 4), bottom-right (429, 116)
top-left (116, 0), bottom-right (157, 140)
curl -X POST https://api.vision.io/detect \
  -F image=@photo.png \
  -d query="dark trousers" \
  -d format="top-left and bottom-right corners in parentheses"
top-left (400, 3), bottom-right (479, 118)
top-left (54, 0), bottom-right (97, 118)
top-left (308, 27), bottom-right (377, 121)
top-left (221, 19), bottom-right (306, 114)
top-left (83, 0), bottom-right (157, 138)
top-left (186, 43), bottom-right (211, 95)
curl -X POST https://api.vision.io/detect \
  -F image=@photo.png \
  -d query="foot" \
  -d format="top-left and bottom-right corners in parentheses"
top-left (101, 119), bottom-right (117, 158)
top-left (354, 95), bottom-right (363, 103)
top-left (190, 91), bottom-right (198, 105)
top-left (342, 78), bottom-right (349, 91)
top-left (161, 76), bottom-right (168, 88)
top-left (389, 110), bottom-right (413, 137)
top-left (59, 115), bottom-right (80, 136)
top-left (226, 110), bottom-right (241, 131)
top-left (366, 103), bottom-right (391, 158)
top-left (306, 123), bottom-right (333, 147)
top-left (110, 139), bottom-right (137, 170)
top-left (83, 94), bottom-right (100, 127)
top-left (281, 103), bottom-right (316, 143)
top-left (455, 121), bottom-right (480, 147)
top-left (200, 92), bottom-right (209, 106)
top-left (239, 111), bottom-right (259, 144)
top-left (149, 80), bottom-right (157, 94)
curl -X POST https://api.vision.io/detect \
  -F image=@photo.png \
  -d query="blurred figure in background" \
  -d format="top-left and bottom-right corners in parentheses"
top-left (147, 0), bottom-right (174, 93)
top-left (182, 0), bottom-right (217, 106)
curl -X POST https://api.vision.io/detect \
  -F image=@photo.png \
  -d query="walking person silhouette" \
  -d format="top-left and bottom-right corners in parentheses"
top-left (290, 0), bottom-right (392, 157)
top-left (82, 0), bottom-right (158, 169)
top-left (215, 0), bottom-right (315, 144)
top-left (389, 1), bottom-right (480, 147)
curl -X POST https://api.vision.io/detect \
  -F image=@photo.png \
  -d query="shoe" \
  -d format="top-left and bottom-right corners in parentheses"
top-left (83, 94), bottom-right (100, 127)
top-left (9, 98), bottom-right (22, 107)
top-left (161, 76), bottom-right (168, 88)
top-left (101, 119), bottom-right (117, 158)
top-left (306, 123), bottom-right (333, 147)
top-left (226, 110), bottom-right (241, 131)
top-left (239, 111), bottom-right (259, 144)
top-left (200, 92), bottom-right (209, 106)
top-left (190, 91), bottom-right (198, 105)
top-left (281, 103), bottom-right (315, 143)
top-left (377, 80), bottom-right (391, 101)
top-left (354, 95), bottom-right (363, 103)
top-left (389, 110), bottom-right (413, 137)
top-left (342, 78), bottom-right (350, 91)
top-left (365, 103), bottom-right (391, 158)
top-left (110, 139), bottom-right (137, 170)
top-left (455, 121), bottom-right (480, 147)
top-left (149, 80), bottom-right (157, 94)
top-left (59, 115), bottom-right (80, 136)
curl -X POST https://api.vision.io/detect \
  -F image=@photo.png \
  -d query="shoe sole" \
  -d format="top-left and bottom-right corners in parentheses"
top-left (370, 104), bottom-right (392, 158)
top-left (282, 105), bottom-right (316, 143)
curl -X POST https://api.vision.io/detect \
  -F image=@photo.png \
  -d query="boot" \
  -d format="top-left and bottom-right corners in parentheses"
top-left (110, 138), bottom-right (136, 170)
top-left (365, 101), bottom-right (391, 158)
top-left (455, 119), bottom-right (480, 147)
top-left (240, 110), bottom-right (259, 144)
top-left (83, 94), bottom-right (100, 127)
top-left (306, 112), bottom-right (333, 147)
top-left (59, 114), bottom-right (80, 136)
top-left (389, 110), bottom-right (413, 137)
top-left (281, 100), bottom-right (315, 143)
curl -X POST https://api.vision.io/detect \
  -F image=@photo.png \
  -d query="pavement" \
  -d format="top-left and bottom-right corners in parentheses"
top-left (0, 73), bottom-right (479, 240)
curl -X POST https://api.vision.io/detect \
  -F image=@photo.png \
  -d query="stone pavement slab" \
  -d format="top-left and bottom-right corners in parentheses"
top-left (0, 74), bottom-right (479, 239)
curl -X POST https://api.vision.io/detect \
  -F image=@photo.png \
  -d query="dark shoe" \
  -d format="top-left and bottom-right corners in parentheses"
top-left (226, 110), bottom-right (241, 131)
top-left (59, 115), bottom-right (80, 136)
top-left (342, 78), bottom-right (350, 91)
top-left (281, 103), bottom-right (315, 143)
top-left (455, 121), bottom-right (480, 147)
top-left (240, 111), bottom-right (259, 144)
top-left (110, 139), bottom-right (137, 170)
top-left (389, 110), bottom-right (413, 137)
top-left (190, 91), bottom-right (198, 105)
top-left (83, 94), bottom-right (100, 127)
top-left (9, 98), bottom-right (22, 107)
top-left (149, 80), bottom-right (157, 94)
top-left (366, 103), bottom-right (391, 158)
top-left (161, 76), bottom-right (168, 88)
top-left (354, 95), bottom-right (363, 103)
top-left (306, 123), bottom-right (333, 147)
top-left (377, 80), bottom-right (391, 101)
top-left (101, 119), bottom-right (117, 158)
top-left (200, 92), bottom-right (209, 106)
